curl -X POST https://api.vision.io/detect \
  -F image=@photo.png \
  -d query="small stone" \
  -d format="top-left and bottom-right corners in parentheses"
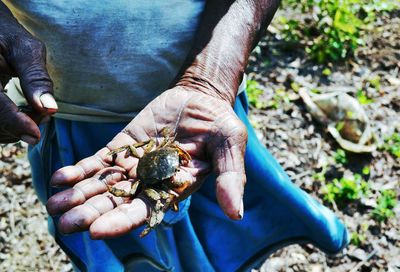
top-left (310, 264), bottom-right (324, 272)
top-left (260, 257), bottom-right (285, 272)
top-left (349, 248), bottom-right (368, 261)
top-left (291, 252), bottom-right (307, 263)
top-left (385, 228), bottom-right (400, 241)
top-left (387, 76), bottom-right (400, 86)
top-left (308, 253), bottom-right (322, 263)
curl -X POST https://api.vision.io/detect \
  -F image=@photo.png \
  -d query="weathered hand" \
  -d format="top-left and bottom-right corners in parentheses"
top-left (46, 87), bottom-right (248, 239)
top-left (0, 6), bottom-right (57, 145)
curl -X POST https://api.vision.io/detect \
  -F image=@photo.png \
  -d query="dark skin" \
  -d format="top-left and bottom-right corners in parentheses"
top-left (0, 3), bottom-right (58, 145)
top-left (3, 0), bottom-right (280, 239)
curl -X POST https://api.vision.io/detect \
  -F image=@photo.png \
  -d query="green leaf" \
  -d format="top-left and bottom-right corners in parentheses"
top-left (362, 166), bottom-right (370, 175)
top-left (333, 9), bottom-right (357, 34)
top-left (369, 75), bottom-right (381, 89)
top-left (246, 80), bottom-right (266, 109)
top-left (336, 121), bottom-right (345, 132)
top-left (383, 133), bottom-right (400, 158)
top-left (290, 82), bottom-right (300, 92)
top-left (322, 68), bottom-right (332, 76)
top-left (372, 189), bottom-right (398, 222)
top-left (334, 149), bottom-right (347, 164)
top-left (356, 89), bottom-right (373, 104)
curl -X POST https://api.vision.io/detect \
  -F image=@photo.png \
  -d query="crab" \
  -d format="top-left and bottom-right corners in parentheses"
top-left (107, 127), bottom-right (191, 237)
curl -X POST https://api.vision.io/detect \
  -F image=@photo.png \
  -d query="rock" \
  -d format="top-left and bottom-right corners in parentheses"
top-left (349, 248), bottom-right (368, 261)
top-left (385, 228), bottom-right (400, 241)
top-left (290, 252), bottom-right (307, 264)
top-left (387, 76), bottom-right (400, 86)
top-left (260, 257), bottom-right (286, 272)
top-left (311, 264), bottom-right (325, 272)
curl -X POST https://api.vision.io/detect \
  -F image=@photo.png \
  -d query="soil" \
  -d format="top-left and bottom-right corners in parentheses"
top-left (250, 8), bottom-right (400, 272)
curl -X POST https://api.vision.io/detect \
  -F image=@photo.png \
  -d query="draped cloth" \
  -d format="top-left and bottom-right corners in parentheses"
top-left (29, 92), bottom-right (348, 271)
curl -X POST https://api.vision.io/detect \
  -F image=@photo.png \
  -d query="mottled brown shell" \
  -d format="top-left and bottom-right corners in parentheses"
top-left (137, 147), bottom-right (180, 184)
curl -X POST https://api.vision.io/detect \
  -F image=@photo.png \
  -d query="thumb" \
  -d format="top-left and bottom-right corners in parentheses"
top-left (209, 114), bottom-right (248, 220)
top-left (8, 36), bottom-right (58, 114)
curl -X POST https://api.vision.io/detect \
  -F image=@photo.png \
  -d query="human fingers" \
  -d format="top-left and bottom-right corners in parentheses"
top-left (50, 148), bottom-right (115, 187)
top-left (51, 129), bottom-right (145, 188)
top-left (0, 85), bottom-right (40, 144)
top-left (6, 35), bottom-right (58, 114)
top-left (1, 54), bottom-right (48, 126)
top-left (56, 181), bottom-right (134, 234)
top-left (65, 160), bottom-right (208, 237)
top-left (57, 172), bottom-right (197, 236)
top-left (47, 166), bottom-right (126, 215)
top-left (0, 54), bottom-right (13, 85)
top-left (208, 112), bottom-right (248, 220)
top-left (89, 199), bottom-right (149, 239)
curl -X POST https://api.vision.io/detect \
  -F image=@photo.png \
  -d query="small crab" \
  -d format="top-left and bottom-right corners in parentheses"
top-left (107, 127), bottom-right (191, 237)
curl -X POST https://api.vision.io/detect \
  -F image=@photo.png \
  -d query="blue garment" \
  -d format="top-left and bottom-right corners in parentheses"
top-left (29, 92), bottom-right (348, 271)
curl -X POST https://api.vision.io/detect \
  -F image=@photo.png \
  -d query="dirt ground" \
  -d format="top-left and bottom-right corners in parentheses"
top-left (250, 8), bottom-right (400, 272)
top-left (0, 7), bottom-right (399, 272)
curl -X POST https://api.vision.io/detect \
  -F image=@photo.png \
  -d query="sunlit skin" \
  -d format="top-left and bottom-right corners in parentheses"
top-left (46, 87), bottom-right (248, 239)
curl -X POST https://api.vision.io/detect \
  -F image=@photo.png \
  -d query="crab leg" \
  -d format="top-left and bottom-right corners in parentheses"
top-left (107, 140), bottom-right (150, 157)
top-left (160, 127), bottom-right (170, 136)
top-left (158, 127), bottom-right (176, 148)
top-left (159, 184), bottom-right (180, 212)
top-left (107, 145), bottom-right (131, 156)
top-left (144, 188), bottom-right (161, 201)
top-left (144, 139), bottom-right (156, 153)
top-left (140, 188), bottom-right (169, 237)
top-left (127, 145), bottom-right (140, 158)
top-left (108, 180), bottom-right (140, 198)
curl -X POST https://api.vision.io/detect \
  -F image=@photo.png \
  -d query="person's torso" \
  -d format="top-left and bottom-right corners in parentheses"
top-left (4, 1), bottom-right (206, 122)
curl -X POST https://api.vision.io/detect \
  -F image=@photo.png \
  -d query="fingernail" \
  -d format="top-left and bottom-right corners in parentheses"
top-left (238, 200), bottom-right (244, 219)
top-left (21, 134), bottom-right (39, 145)
top-left (40, 93), bottom-right (58, 113)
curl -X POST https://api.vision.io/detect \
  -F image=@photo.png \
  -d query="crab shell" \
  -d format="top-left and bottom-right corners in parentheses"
top-left (299, 88), bottom-right (376, 153)
top-left (137, 147), bottom-right (180, 184)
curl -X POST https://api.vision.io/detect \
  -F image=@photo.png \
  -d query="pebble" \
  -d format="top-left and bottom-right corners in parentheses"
top-left (310, 264), bottom-right (325, 272)
top-left (261, 257), bottom-right (286, 272)
top-left (349, 248), bottom-right (368, 261)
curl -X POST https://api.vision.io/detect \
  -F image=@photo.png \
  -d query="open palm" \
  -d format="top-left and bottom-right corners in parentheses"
top-left (46, 87), bottom-right (247, 239)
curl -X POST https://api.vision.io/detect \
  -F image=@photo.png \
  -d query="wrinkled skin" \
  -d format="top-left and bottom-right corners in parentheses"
top-left (0, 5), bottom-right (57, 144)
top-left (46, 87), bottom-right (248, 239)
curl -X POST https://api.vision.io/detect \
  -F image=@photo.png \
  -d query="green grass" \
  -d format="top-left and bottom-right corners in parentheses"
top-left (381, 133), bottom-right (400, 158)
top-left (350, 223), bottom-right (369, 246)
top-left (246, 80), bottom-right (267, 109)
top-left (368, 75), bottom-right (381, 90)
top-left (356, 89), bottom-right (374, 105)
top-left (372, 190), bottom-right (397, 222)
top-left (321, 173), bottom-right (369, 204)
top-left (333, 149), bottom-right (348, 164)
top-left (279, 0), bottom-right (398, 63)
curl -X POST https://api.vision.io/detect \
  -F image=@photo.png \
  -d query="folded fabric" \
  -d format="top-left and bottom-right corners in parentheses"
top-left (28, 92), bottom-right (348, 271)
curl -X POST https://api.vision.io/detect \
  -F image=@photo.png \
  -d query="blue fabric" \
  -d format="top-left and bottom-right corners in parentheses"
top-left (28, 92), bottom-right (348, 271)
